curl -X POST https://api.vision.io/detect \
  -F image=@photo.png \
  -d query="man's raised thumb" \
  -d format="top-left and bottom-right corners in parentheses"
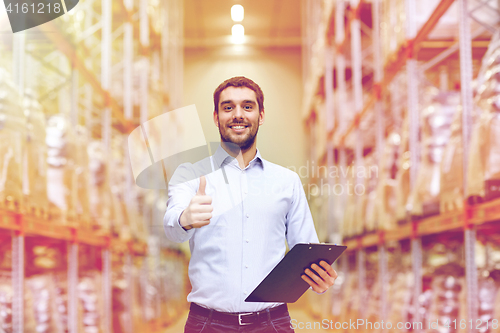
top-left (197, 175), bottom-right (207, 195)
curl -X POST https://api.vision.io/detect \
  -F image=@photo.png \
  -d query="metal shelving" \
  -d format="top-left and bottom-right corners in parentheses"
top-left (1, 0), bottom-right (183, 331)
top-left (303, 0), bottom-right (498, 331)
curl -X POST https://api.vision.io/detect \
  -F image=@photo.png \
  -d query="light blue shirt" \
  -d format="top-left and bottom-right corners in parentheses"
top-left (163, 146), bottom-right (319, 312)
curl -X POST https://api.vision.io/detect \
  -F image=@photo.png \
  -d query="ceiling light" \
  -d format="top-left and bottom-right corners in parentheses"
top-left (231, 24), bottom-right (245, 44)
top-left (231, 4), bottom-right (244, 22)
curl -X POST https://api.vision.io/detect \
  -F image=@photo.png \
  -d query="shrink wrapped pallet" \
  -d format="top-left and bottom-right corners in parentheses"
top-left (52, 273), bottom-right (70, 333)
top-left (111, 193), bottom-right (132, 241)
top-left (394, 115), bottom-right (411, 223)
top-left (427, 272), bottom-right (464, 333)
top-left (25, 275), bottom-right (63, 333)
top-left (467, 111), bottom-right (500, 202)
top-left (467, 32), bottom-right (500, 203)
top-left (476, 275), bottom-right (500, 333)
top-left (363, 252), bottom-right (381, 332)
top-left (75, 126), bottom-right (91, 227)
top-left (342, 166), bottom-right (357, 238)
top-left (408, 92), bottom-right (459, 218)
top-left (339, 270), bottom-right (360, 324)
top-left (46, 114), bottom-right (77, 223)
top-left (112, 268), bottom-right (130, 333)
top-left (125, 198), bottom-right (149, 243)
top-left (440, 108), bottom-right (466, 213)
top-left (109, 135), bottom-right (130, 238)
top-left (79, 271), bottom-right (103, 333)
top-left (494, 286), bottom-right (500, 333)
top-left (0, 68), bottom-right (26, 211)
top-left (23, 90), bottom-right (48, 217)
top-left (0, 272), bottom-right (12, 333)
top-left (88, 141), bottom-right (111, 231)
top-left (374, 132), bottom-right (400, 230)
top-left (358, 154), bottom-right (378, 233)
top-left (383, 246), bottom-right (414, 328)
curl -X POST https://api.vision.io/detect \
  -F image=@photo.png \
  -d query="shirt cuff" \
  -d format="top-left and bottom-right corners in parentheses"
top-left (309, 286), bottom-right (327, 295)
top-left (178, 214), bottom-right (191, 232)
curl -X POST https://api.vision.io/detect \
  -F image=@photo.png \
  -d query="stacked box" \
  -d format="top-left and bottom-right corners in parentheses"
top-left (408, 92), bottom-right (459, 218)
top-left (0, 68), bottom-right (26, 211)
top-left (46, 114), bottom-right (77, 223)
top-left (467, 32), bottom-right (500, 202)
top-left (88, 140), bottom-right (112, 231)
top-left (23, 90), bottom-right (48, 216)
top-left (374, 132), bottom-right (400, 231)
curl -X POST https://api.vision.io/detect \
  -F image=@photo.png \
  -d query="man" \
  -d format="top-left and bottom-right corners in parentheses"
top-left (164, 76), bottom-right (337, 332)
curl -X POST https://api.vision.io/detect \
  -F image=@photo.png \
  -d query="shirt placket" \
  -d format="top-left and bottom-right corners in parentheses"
top-left (241, 166), bottom-right (254, 301)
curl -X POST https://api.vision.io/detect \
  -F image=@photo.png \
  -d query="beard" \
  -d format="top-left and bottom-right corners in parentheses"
top-left (219, 120), bottom-right (259, 151)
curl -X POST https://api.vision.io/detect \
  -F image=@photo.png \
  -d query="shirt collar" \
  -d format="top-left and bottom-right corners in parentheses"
top-left (212, 145), bottom-right (264, 170)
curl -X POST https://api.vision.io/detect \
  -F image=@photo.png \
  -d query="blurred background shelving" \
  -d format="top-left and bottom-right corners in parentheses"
top-left (302, 0), bottom-right (500, 332)
top-left (1, 0), bottom-right (500, 332)
top-left (0, 0), bottom-right (186, 331)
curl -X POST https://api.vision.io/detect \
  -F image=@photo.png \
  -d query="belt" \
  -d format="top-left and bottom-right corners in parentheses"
top-left (189, 303), bottom-right (289, 326)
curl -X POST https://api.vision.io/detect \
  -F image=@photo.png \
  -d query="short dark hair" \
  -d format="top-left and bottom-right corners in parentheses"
top-left (213, 76), bottom-right (264, 113)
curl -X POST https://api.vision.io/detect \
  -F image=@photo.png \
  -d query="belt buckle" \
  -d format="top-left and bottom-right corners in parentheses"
top-left (238, 312), bottom-right (253, 326)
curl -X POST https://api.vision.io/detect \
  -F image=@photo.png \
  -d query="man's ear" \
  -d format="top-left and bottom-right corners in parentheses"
top-left (213, 110), bottom-right (219, 127)
top-left (259, 109), bottom-right (265, 126)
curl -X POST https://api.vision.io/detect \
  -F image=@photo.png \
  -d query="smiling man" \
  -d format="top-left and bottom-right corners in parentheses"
top-left (164, 76), bottom-right (337, 333)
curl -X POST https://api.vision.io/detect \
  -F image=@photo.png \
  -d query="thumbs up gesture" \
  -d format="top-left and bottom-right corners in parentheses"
top-left (179, 176), bottom-right (213, 230)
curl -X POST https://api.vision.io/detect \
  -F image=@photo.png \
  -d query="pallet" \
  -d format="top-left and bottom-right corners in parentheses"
top-left (47, 205), bottom-right (78, 226)
top-left (24, 204), bottom-right (49, 219)
top-left (0, 195), bottom-right (22, 212)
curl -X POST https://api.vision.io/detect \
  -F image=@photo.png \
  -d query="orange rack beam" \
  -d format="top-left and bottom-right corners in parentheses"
top-left (343, 198), bottom-right (500, 251)
top-left (0, 209), bottom-right (147, 255)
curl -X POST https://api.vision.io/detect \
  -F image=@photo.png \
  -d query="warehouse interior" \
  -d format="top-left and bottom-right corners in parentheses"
top-left (1, 0), bottom-right (500, 331)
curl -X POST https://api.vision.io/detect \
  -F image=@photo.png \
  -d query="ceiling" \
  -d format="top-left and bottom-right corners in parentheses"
top-left (183, 0), bottom-right (302, 48)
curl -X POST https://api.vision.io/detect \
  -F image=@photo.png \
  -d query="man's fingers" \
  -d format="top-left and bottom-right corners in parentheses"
top-left (319, 261), bottom-right (338, 278)
top-left (190, 219), bottom-right (211, 229)
top-left (198, 219), bottom-right (211, 227)
top-left (191, 195), bottom-right (213, 205)
top-left (193, 205), bottom-right (213, 214)
top-left (190, 202), bottom-right (213, 214)
top-left (197, 175), bottom-right (207, 195)
top-left (301, 275), bottom-right (321, 293)
top-left (305, 269), bottom-right (323, 284)
top-left (310, 264), bottom-right (329, 280)
top-left (195, 213), bottom-right (212, 221)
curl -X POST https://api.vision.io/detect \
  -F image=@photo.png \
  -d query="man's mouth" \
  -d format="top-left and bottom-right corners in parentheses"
top-left (229, 124), bottom-right (248, 131)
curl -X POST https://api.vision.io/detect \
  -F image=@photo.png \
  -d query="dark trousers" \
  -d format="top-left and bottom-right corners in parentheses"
top-left (184, 305), bottom-right (295, 333)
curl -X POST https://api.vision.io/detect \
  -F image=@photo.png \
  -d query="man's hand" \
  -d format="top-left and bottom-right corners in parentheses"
top-left (179, 176), bottom-right (213, 230)
top-left (301, 261), bottom-right (338, 294)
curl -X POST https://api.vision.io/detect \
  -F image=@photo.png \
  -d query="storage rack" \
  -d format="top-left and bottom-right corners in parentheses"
top-left (303, 0), bottom-right (498, 332)
top-left (2, 0), bottom-right (184, 331)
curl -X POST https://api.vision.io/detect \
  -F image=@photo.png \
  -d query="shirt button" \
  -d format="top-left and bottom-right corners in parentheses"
top-left (244, 291), bottom-right (247, 295)
top-left (245, 265), bottom-right (249, 268)
top-left (246, 239), bottom-right (249, 243)
top-left (246, 214), bottom-right (249, 218)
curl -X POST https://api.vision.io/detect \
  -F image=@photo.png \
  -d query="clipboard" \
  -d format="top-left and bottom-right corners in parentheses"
top-left (245, 243), bottom-right (347, 303)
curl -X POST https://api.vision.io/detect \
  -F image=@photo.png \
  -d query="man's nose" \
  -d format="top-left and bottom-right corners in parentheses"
top-left (233, 105), bottom-right (244, 118)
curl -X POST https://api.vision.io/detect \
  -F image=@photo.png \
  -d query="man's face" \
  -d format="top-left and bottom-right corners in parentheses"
top-left (214, 86), bottom-right (265, 150)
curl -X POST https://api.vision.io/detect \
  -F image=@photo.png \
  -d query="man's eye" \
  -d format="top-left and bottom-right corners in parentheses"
top-left (224, 106), bottom-right (233, 111)
top-left (244, 105), bottom-right (253, 110)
